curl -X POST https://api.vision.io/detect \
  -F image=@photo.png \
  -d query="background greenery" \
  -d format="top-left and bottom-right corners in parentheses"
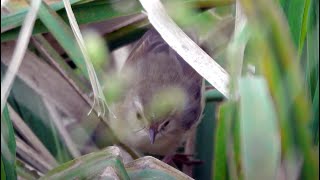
top-left (1, 0), bottom-right (318, 179)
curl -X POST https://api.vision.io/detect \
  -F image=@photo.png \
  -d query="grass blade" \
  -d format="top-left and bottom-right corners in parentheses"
top-left (280, 0), bottom-right (311, 55)
top-left (240, 0), bottom-right (317, 178)
top-left (1, 105), bottom-right (17, 180)
top-left (1, 158), bottom-right (5, 180)
top-left (1, 0), bottom-right (142, 42)
top-left (311, 80), bottom-right (319, 144)
top-left (36, 2), bottom-right (87, 76)
top-left (213, 103), bottom-right (228, 180)
top-left (8, 105), bottom-right (58, 167)
top-left (239, 76), bottom-right (280, 180)
top-left (62, 0), bottom-right (108, 116)
top-left (1, 0), bottom-right (41, 115)
top-left (139, 0), bottom-right (230, 98)
top-left (193, 102), bottom-right (216, 179)
top-left (1, 0), bottom-right (81, 33)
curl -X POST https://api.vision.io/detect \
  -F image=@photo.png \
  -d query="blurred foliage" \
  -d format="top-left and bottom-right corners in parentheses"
top-left (1, 105), bottom-right (16, 180)
top-left (1, 0), bottom-right (319, 179)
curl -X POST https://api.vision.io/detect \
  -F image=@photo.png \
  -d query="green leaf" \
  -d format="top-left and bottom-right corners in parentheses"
top-left (1, 0), bottom-right (82, 33)
top-left (212, 103), bottom-right (228, 180)
top-left (1, 0), bottom-right (143, 43)
top-left (1, 157), bottom-right (6, 180)
top-left (1, 64), bottom-right (72, 163)
top-left (126, 156), bottom-right (194, 179)
top-left (305, 0), bottom-right (319, 145)
top-left (32, 35), bottom-right (89, 93)
top-left (16, 160), bottom-right (39, 180)
top-left (280, 0), bottom-right (311, 55)
top-left (36, 1), bottom-right (88, 77)
top-left (239, 76), bottom-right (280, 180)
top-left (1, 105), bottom-right (17, 180)
top-left (40, 147), bottom-right (130, 180)
top-left (194, 102), bottom-right (216, 180)
top-left (240, 0), bottom-right (317, 178)
top-left (311, 80), bottom-right (319, 144)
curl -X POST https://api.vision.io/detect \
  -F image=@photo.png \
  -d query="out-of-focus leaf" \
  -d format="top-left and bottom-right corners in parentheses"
top-left (280, 0), bottom-right (311, 55)
top-left (41, 147), bottom-right (193, 179)
top-left (1, 0), bottom-right (143, 42)
top-left (1, 59), bottom-right (71, 163)
top-left (212, 103), bottom-right (228, 180)
top-left (194, 102), bottom-right (215, 180)
top-left (36, 1), bottom-right (88, 77)
top-left (305, 0), bottom-right (319, 144)
top-left (16, 159), bottom-right (39, 180)
top-left (125, 156), bottom-right (193, 180)
top-left (105, 18), bottom-right (150, 51)
top-left (31, 35), bottom-right (89, 93)
top-left (240, 0), bottom-right (317, 179)
top-left (15, 136), bottom-right (53, 173)
top-left (1, 0), bottom-right (235, 42)
top-left (1, 0), bottom-right (41, 117)
top-left (0, 105), bottom-right (17, 180)
top-left (312, 81), bottom-right (319, 144)
top-left (239, 76), bottom-right (280, 180)
top-left (1, 158), bottom-right (5, 180)
top-left (40, 146), bottom-right (130, 180)
top-left (1, 0), bottom-right (81, 33)
top-left (9, 105), bottom-right (58, 167)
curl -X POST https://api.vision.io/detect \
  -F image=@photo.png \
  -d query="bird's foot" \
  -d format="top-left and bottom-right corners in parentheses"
top-left (162, 153), bottom-right (203, 166)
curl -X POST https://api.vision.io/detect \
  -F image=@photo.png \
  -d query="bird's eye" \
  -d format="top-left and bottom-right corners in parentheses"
top-left (136, 112), bottom-right (142, 120)
top-left (161, 120), bottom-right (170, 130)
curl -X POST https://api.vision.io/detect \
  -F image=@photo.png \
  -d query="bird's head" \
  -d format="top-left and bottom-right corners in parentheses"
top-left (126, 86), bottom-right (187, 144)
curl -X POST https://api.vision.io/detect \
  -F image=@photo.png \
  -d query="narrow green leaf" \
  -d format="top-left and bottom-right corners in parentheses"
top-left (1, 0), bottom-right (234, 43)
top-left (194, 102), bottom-right (216, 180)
top-left (1, 63), bottom-right (72, 163)
top-left (40, 147), bottom-right (130, 180)
top-left (240, 0), bottom-right (317, 178)
top-left (126, 156), bottom-right (193, 179)
top-left (37, 1), bottom-right (88, 77)
top-left (32, 35), bottom-right (89, 93)
top-left (1, 0), bottom-right (143, 42)
top-left (1, 0), bottom-right (81, 33)
top-left (1, 158), bottom-right (6, 180)
top-left (1, 105), bottom-right (17, 180)
top-left (212, 103), bottom-right (228, 180)
top-left (16, 160), bottom-right (38, 180)
top-left (239, 76), bottom-right (280, 180)
top-left (312, 80), bottom-right (319, 144)
top-left (280, 0), bottom-right (311, 55)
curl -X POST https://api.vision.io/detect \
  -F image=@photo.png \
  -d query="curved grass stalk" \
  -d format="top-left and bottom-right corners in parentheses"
top-left (62, 0), bottom-right (115, 118)
top-left (138, 0), bottom-right (230, 98)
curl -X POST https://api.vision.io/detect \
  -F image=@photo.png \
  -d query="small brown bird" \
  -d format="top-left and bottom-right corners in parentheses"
top-left (109, 28), bottom-right (205, 156)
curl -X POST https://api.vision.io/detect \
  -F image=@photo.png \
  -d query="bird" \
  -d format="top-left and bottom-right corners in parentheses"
top-left (108, 28), bottom-right (205, 157)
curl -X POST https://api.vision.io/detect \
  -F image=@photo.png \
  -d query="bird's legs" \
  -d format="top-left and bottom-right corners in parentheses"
top-left (162, 129), bottom-right (202, 167)
top-left (162, 153), bottom-right (203, 165)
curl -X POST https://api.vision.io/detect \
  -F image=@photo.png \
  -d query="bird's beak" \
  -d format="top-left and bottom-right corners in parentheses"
top-left (148, 127), bottom-right (157, 144)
